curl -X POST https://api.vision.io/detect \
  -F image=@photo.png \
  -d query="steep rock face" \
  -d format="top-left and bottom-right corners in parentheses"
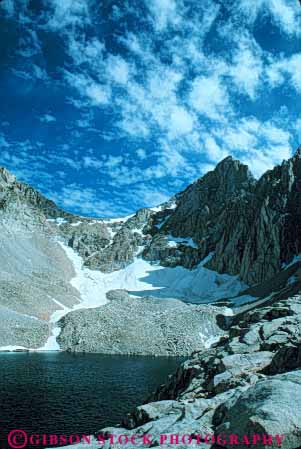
top-left (164, 156), bottom-right (255, 243)
top-left (0, 167), bottom-right (74, 221)
top-left (2, 151), bottom-right (301, 289)
top-left (0, 171), bottom-right (82, 347)
top-left (146, 149), bottom-right (301, 285)
top-left (238, 150), bottom-right (301, 284)
top-left (145, 157), bottom-right (255, 270)
top-left (53, 208), bottom-right (157, 272)
top-left (58, 221), bottom-right (111, 269)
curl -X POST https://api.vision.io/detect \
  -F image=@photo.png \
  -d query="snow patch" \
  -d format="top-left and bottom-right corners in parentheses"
top-left (38, 327), bottom-right (61, 351)
top-left (126, 257), bottom-right (246, 304)
top-left (0, 346), bottom-right (29, 352)
top-left (102, 214), bottom-right (134, 224)
top-left (46, 218), bottom-right (68, 226)
top-left (38, 242), bottom-right (115, 351)
top-left (231, 294), bottom-right (258, 306)
top-left (155, 215), bottom-right (170, 230)
top-left (150, 200), bottom-right (177, 213)
top-left (38, 298), bottom-right (73, 351)
top-left (20, 244), bottom-right (245, 352)
top-left (59, 245), bottom-right (245, 306)
top-left (167, 235), bottom-right (198, 249)
top-left (131, 227), bottom-right (144, 235)
top-left (288, 275), bottom-right (297, 285)
top-left (199, 334), bottom-right (223, 349)
top-left (282, 254), bottom-right (301, 268)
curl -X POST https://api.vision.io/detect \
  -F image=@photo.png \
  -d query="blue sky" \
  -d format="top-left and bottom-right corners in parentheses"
top-left (0, 0), bottom-right (301, 217)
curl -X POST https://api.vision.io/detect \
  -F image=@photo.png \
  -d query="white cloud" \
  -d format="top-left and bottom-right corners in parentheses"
top-left (212, 116), bottom-right (292, 177)
top-left (17, 29), bottom-right (41, 58)
top-left (268, 0), bottom-right (301, 36)
top-left (189, 75), bottom-right (230, 120)
top-left (169, 106), bottom-right (194, 137)
top-left (43, 0), bottom-right (91, 31)
top-left (82, 156), bottom-right (103, 169)
top-left (3, 0), bottom-right (301, 216)
top-left (267, 54), bottom-right (301, 93)
top-left (12, 64), bottom-right (48, 82)
top-left (204, 136), bottom-right (228, 163)
top-left (136, 148), bottom-right (147, 160)
top-left (64, 72), bottom-right (111, 106)
top-left (51, 184), bottom-right (121, 217)
top-left (147, 0), bottom-right (182, 31)
top-left (126, 184), bottom-right (171, 208)
top-left (106, 55), bottom-right (130, 85)
top-left (0, 133), bottom-right (10, 148)
top-left (229, 37), bottom-right (263, 100)
top-left (104, 155), bottom-right (124, 169)
top-left (236, 0), bottom-right (301, 36)
top-left (0, 0), bottom-right (15, 16)
top-left (46, 0), bottom-right (299, 195)
top-left (39, 114), bottom-right (56, 123)
top-left (86, 83), bottom-right (111, 106)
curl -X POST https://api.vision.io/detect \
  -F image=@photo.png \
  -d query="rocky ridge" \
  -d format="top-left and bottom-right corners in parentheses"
top-left (0, 149), bottom-right (301, 350)
top-left (53, 148), bottom-right (301, 286)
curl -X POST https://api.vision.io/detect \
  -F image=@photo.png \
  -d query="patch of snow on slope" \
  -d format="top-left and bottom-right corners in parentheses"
top-left (0, 346), bottom-right (29, 352)
top-left (231, 294), bottom-right (258, 306)
top-left (199, 334), bottom-right (224, 349)
top-left (102, 214), bottom-right (134, 224)
top-left (128, 260), bottom-right (247, 303)
top-left (131, 228), bottom-right (144, 235)
top-left (38, 327), bottom-right (61, 351)
top-left (155, 215), bottom-right (170, 230)
top-left (282, 254), bottom-right (301, 268)
top-left (31, 245), bottom-right (245, 352)
top-left (167, 235), bottom-right (198, 249)
top-left (288, 275), bottom-right (297, 285)
top-left (38, 298), bottom-right (72, 351)
top-left (38, 242), bottom-right (116, 351)
top-left (59, 243), bottom-right (165, 304)
top-left (150, 199), bottom-right (177, 212)
top-left (60, 244), bottom-right (243, 306)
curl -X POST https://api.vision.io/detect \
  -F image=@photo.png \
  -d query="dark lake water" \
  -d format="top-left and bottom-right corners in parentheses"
top-left (0, 352), bottom-right (182, 449)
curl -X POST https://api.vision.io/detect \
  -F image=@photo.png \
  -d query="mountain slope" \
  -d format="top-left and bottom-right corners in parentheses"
top-left (0, 149), bottom-right (300, 351)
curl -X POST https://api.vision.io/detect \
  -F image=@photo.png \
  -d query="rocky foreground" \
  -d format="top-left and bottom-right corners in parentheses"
top-left (86, 280), bottom-right (301, 449)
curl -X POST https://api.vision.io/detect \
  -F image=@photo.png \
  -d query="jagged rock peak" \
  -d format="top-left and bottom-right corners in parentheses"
top-left (0, 166), bottom-right (16, 186)
top-left (214, 155), bottom-right (253, 177)
top-left (198, 154), bottom-right (256, 195)
top-left (293, 145), bottom-right (301, 158)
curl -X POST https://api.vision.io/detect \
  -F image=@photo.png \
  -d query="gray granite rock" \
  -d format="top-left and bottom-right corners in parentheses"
top-left (215, 370), bottom-right (301, 449)
top-left (58, 291), bottom-right (227, 356)
top-left (94, 292), bottom-right (301, 448)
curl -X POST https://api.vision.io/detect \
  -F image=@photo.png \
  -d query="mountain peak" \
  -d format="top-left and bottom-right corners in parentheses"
top-left (217, 155), bottom-right (234, 164)
top-left (0, 166), bottom-right (16, 186)
top-left (213, 155), bottom-right (255, 184)
top-left (294, 146), bottom-right (301, 158)
top-left (215, 155), bottom-right (246, 170)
